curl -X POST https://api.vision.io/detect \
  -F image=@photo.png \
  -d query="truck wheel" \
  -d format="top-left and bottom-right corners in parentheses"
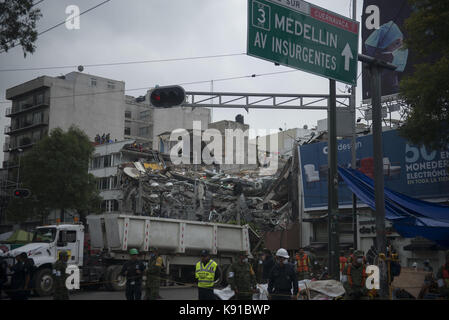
top-left (107, 265), bottom-right (126, 291)
top-left (34, 268), bottom-right (54, 297)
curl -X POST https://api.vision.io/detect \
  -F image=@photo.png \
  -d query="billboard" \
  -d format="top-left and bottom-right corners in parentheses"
top-left (299, 130), bottom-right (449, 210)
top-left (361, 0), bottom-right (414, 100)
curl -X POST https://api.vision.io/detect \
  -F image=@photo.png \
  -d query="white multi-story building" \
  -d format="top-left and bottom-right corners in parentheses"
top-left (4, 72), bottom-right (125, 182)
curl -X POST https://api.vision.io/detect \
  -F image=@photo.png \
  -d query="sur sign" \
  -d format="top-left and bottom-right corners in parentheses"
top-left (247, 0), bottom-right (359, 85)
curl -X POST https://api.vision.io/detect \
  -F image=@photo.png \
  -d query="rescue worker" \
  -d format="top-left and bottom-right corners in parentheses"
top-left (342, 250), bottom-right (368, 300)
top-left (227, 251), bottom-right (257, 300)
top-left (144, 247), bottom-right (164, 300)
top-left (195, 249), bottom-right (220, 300)
top-left (339, 251), bottom-right (348, 281)
top-left (347, 248), bottom-right (355, 264)
top-left (10, 252), bottom-right (32, 300)
top-left (268, 248), bottom-right (298, 300)
top-left (120, 248), bottom-right (145, 300)
top-left (436, 251), bottom-right (449, 299)
top-left (261, 248), bottom-right (275, 284)
top-left (295, 248), bottom-right (311, 280)
top-left (52, 250), bottom-right (69, 300)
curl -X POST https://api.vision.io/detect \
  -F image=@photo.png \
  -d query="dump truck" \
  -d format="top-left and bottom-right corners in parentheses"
top-left (3, 214), bottom-right (251, 296)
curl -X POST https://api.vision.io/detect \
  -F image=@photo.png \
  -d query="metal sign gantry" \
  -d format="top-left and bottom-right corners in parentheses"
top-left (182, 91), bottom-right (351, 111)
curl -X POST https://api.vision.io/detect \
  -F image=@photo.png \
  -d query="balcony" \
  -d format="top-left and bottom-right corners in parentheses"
top-left (2, 160), bottom-right (19, 169)
top-left (6, 117), bottom-right (49, 135)
top-left (6, 98), bottom-right (50, 117)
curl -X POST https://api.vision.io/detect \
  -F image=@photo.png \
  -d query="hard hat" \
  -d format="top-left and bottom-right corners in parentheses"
top-left (149, 247), bottom-right (158, 252)
top-left (412, 262), bottom-right (418, 268)
top-left (129, 248), bottom-right (139, 255)
top-left (200, 249), bottom-right (210, 257)
top-left (276, 248), bottom-right (289, 259)
top-left (354, 250), bottom-right (364, 257)
top-left (0, 249), bottom-right (4, 257)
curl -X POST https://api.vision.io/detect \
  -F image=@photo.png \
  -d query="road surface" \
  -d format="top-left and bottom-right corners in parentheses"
top-left (30, 285), bottom-right (199, 300)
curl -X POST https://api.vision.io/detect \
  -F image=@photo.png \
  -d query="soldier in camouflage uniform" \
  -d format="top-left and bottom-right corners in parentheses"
top-left (52, 250), bottom-right (69, 300)
top-left (145, 248), bottom-right (164, 300)
top-left (342, 250), bottom-right (368, 300)
top-left (227, 251), bottom-right (257, 300)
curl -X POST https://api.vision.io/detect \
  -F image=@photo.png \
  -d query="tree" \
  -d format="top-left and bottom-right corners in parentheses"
top-left (8, 126), bottom-right (101, 223)
top-left (399, 0), bottom-right (449, 150)
top-left (0, 0), bottom-right (42, 56)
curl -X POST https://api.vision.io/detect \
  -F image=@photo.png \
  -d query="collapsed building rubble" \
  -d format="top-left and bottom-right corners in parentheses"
top-left (117, 158), bottom-right (295, 232)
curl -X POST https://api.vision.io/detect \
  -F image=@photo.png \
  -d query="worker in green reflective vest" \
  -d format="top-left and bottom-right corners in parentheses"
top-left (195, 250), bottom-right (221, 300)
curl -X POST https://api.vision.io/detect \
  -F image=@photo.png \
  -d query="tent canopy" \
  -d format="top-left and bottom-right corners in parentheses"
top-left (338, 167), bottom-right (449, 248)
top-left (5, 229), bottom-right (33, 243)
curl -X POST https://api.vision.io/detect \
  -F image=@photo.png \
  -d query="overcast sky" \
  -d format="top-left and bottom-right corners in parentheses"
top-left (0, 0), bottom-right (364, 135)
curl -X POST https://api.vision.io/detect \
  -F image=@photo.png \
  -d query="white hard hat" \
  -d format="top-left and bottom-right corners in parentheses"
top-left (0, 249), bottom-right (3, 256)
top-left (276, 248), bottom-right (289, 259)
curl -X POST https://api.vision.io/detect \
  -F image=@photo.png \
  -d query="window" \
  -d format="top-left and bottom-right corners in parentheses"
top-left (113, 153), bottom-right (121, 166)
top-left (36, 92), bottom-right (44, 105)
top-left (32, 228), bottom-right (56, 243)
top-left (103, 155), bottom-right (112, 167)
top-left (107, 81), bottom-right (115, 89)
top-left (90, 78), bottom-right (97, 87)
top-left (140, 110), bottom-right (151, 121)
top-left (33, 111), bottom-right (43, 124)
top-left (139, 126), bottom-right (150, 137)
top-left (97, 177), bottom-right (109, 190)
top-left (92, 157), bottom-right (102, 169)
top-left (60, 230), bottom-right (77, 243)
top-left (124, 127), bottom-right (131, 136)
top-left (125, 111), bottom-right (132, 119)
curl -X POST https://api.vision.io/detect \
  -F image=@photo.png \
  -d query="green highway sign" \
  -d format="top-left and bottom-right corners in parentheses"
top-left (247, 0), bottom-right (359, 85)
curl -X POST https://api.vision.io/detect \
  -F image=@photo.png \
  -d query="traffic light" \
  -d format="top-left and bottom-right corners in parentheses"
top-left (149, 85), bottom-right (186, 108)
top-left (13, 188), bottom-right (31, 199)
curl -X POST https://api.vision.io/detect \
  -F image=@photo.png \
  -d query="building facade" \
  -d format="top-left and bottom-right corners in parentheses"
top-left (4, 72), bottom-right (125, 182)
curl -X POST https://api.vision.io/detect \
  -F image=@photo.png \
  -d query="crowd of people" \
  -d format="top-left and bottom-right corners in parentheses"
top-left (1, 246), bottom-right (448, 300)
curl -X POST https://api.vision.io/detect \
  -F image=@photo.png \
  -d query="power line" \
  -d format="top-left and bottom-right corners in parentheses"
top-left (0, 53), bottom-right (246, 72)
top-left (38, 0), bottom-right (112, 37)
top-left (0, 0), bottom-right (112, 53)
top-left (0, 69), bottom-right (300, 104)
top-left (32, 0), bottom-right (45, 7)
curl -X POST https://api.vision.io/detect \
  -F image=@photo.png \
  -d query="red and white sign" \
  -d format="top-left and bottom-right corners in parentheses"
top-left (311, 6), bottom-right (358, 34)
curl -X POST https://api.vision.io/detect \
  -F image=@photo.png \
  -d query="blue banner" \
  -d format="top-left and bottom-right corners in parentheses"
top-left (299, 130), bottom-right (449, 210)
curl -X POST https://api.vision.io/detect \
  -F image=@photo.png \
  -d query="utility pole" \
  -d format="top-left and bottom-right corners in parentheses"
top-left (351, 0), bottom-right (358, 250)
top-left (328, 79), bottom-right (340, 280)
top-left (358, 53), bottom-right (396, 299)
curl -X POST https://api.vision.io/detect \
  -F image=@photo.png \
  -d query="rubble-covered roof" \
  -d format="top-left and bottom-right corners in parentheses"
top-left (117, 159), bottom-right (295, 233)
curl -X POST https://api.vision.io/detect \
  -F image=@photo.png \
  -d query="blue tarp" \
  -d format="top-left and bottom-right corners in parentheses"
top-left (338, 167), bottom-right (449, 248)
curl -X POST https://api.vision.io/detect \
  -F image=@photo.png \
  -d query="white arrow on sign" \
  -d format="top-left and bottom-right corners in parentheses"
top-left (341, 43), bottom-right (354, 72)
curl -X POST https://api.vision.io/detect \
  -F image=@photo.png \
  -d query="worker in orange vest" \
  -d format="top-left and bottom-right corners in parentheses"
top-left (295, 248), bottom-right (311, 280)
top-left (342, 250), bottom-right (368, 300)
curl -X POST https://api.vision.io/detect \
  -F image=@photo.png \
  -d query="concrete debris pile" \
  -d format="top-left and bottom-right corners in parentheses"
top-left (117, 161), bottom-right (293, 231)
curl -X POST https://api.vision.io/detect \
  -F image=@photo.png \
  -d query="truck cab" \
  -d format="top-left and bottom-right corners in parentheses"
top-left (6, 224), bottom-right (85, 296)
